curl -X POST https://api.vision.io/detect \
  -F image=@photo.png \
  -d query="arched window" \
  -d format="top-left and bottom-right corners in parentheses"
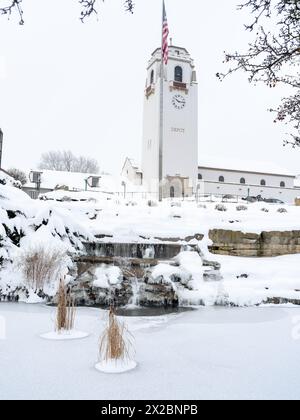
top-left (174, 66), bottom-right (183, 83)
top-left (170, 186), bottom-right (175, 198)
top-left (219, 176), bottom-right (225, 183)
top-left (150, 69), bottom-right (154, 85)
top-left (240, 178), bottom-right (246, 184)
top-left (260, 179), bottom-right (266, 186)
top-left (280, 181), bottom-right (286, 188)
top-left (198, 174), bottom-right (202, 180)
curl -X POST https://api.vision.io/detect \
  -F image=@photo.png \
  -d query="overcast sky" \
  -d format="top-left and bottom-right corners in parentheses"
top-left (0, 0), bottom-right (299, 175)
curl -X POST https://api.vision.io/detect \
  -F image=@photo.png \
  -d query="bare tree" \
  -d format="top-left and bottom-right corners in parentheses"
top-left (6, 168), bottom-right (27, 185)
top-left (0, 0), bottom-right (135, 25)
top-left (217, 0), bottom-right (300, 147)
top-left (39, 150), bottom-right (100, 173)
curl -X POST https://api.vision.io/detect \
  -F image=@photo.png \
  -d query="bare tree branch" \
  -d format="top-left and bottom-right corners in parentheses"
top-left (218, 0), bottom-right (300, 147)
top-left (38, 150), bottom-right (100, 174)
top-left (0, 0), bottom-right (135, 24)
top-left (0, 0), bottom-right (24, 25)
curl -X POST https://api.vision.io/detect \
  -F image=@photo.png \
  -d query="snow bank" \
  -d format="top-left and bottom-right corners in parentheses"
top-left (0, 184), bottom-right (95, 302)
top-left (93, 266), bottom-right (122, 289)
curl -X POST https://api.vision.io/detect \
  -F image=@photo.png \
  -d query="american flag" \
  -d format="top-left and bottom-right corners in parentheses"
top-left (162, 1), bottom-right (169, 65)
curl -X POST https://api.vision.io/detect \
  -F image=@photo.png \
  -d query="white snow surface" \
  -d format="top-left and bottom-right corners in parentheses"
top-left (93, 266), bottom-right (122, 289)
top-left (199, 154), bottom-right (295, 177)
top-left (95, 359), bottom-right (137, 374)
top-left (40, 330), bottom-right (89, 341)
top-left (1, 303), bottom-right (300, 400)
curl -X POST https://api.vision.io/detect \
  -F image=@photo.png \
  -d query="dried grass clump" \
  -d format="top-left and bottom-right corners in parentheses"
top-left (56, 278), bottom-right (76, 332)
top-left (18, 246), bottom-right (67, 290)
top-left (99, 306), bottom-right (134, 363)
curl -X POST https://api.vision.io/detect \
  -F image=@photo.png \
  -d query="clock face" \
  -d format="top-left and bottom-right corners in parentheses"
top-left (172, 94), bottom-right (186, 110)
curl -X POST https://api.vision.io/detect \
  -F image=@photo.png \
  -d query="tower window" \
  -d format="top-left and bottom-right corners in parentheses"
top-left (174, 66), bottom-right (183, 83)
top-left (260, 179), bottom-right (266, 186)
top-left (150, 69), bottom-right (154, 85)
top-left (198, 174), bottom-right (202, 180)
top-left (280, 181), bottom-right (286, 188)
top-left (240, 178), bottom-right (246, 184)
top-left (219, 176), bottom-right (225, 183)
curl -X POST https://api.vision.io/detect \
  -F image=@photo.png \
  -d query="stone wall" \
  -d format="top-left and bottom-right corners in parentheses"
top-left (209, 229), bottom-right (300, 257)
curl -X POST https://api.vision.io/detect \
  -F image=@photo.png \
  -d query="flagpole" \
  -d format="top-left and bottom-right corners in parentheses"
top-left (158, 0), bottom-right (164, 202)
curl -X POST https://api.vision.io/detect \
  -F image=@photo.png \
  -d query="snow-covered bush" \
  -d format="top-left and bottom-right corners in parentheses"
top-left (277, 208), bottom-right (288, 214)
top-left (197, 204), bottom-right (207, 209)
top-left (261, 208), bottom-right (269, 213)
top-left (0, 171), bottom-right (22, 189)
top-left (147, 200), bottom-right (158, 207)
top-left (236, 205), bottom-right (248, 211)
top-left (215, 204), bottom-right (227, 212)
top-left (171, 202), bottom-right (182, 208)
top-left (17, 246), bottom-right (68, 291)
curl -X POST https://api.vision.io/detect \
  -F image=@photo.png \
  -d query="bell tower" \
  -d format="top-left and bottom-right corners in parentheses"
top-left (141, 45), bottom-right (198, 197)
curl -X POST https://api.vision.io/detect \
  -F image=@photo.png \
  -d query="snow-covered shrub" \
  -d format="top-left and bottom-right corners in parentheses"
top-left (261, 208), bottom-right (269, 213)
top-left (277, 208), bottom-right (288, 214)
top-left (147, 200), bottom-right (158, 207)
top-left (0, 171), bottom-right (22, 189)
top-left (236, 205), bottom-right (248, 211)
top-left (215, 204), bottom-right (227, 212)
top-left (197, 204), bottom-right (207, 209)
top-left (17, 246), bottom-right (68, 291)
top-left (126, 201), bottom-right (138, 207)
top-left (171, 202), bottom-right (182, 208)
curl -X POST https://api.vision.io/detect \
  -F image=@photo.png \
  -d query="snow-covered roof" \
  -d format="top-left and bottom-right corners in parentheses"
top-left (198, 155), bottom-right (296, 178)
top-left (294, 177), bottom-right (300, 188)
top-left (24, 169), bottom-right (145, 193)
top-left (122, 158), bottom-right (142, 175)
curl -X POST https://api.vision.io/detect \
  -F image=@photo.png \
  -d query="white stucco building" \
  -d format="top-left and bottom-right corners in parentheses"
top-left (198, 156), bottom-right (299, 203)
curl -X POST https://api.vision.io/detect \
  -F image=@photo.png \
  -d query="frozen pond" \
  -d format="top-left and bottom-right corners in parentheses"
top-left (0, 303), bottom-right (300, 400)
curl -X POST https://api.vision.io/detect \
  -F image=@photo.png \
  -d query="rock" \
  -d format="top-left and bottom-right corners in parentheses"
top-left (209, 229), bottom-right (300, 257)
top-left (203, 269), bottom-right (223, 282)
top-left (139, 282), bottom-right (178, 307)
top-left (202, 259), bottom-right (221, 270)
top-left (184, 233), bottom-right (204, 242)
top-left (265, 297), bottom-right (300, 306)
top-left (70, 265), bottom-right (133, 307)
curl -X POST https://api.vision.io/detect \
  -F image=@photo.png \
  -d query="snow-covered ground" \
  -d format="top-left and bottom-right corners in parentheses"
top-left (2, 183), bottom-right (300, 306)
top-left (1, 304), bottom-right (300, 400)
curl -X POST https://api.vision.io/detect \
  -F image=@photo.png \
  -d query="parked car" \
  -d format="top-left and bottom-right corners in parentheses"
top-left (242, 196), bottom-right (258, 203)
top-left (222, 194), bottom-right (237, 203)
top-left (264, 198), bottom-right (285, 204)
top-left (242, 195), bottom-right (265, 203)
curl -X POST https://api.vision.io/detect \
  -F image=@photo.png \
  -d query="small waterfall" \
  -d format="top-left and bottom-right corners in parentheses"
top-left (128, 277), bottom-right (141, 308)
top-left (82, 242), bottom-right (182, 260)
